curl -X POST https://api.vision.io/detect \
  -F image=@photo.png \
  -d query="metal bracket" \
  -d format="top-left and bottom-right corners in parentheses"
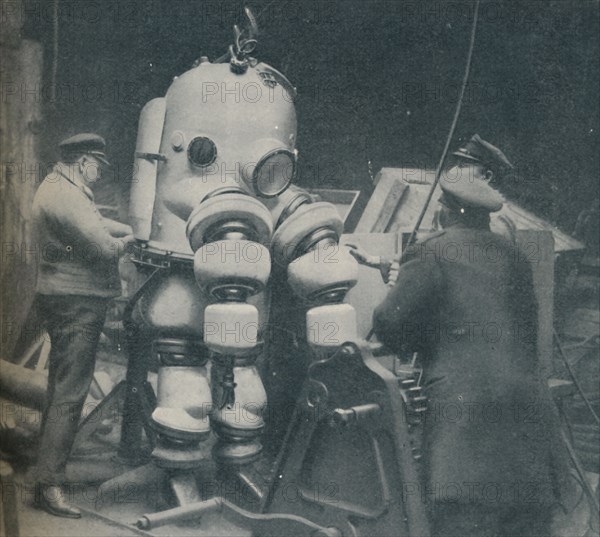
top-left (135, 151), bottom-right (167, 162)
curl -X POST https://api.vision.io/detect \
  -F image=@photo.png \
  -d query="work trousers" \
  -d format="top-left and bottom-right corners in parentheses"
top-left (34, 294), bottom-right (109, 485)
top-left (431, 502), bottom-right (553, 537)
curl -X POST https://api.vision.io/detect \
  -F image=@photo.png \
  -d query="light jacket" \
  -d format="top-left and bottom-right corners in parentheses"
top-left (32, 165), bottom-right (122, 297)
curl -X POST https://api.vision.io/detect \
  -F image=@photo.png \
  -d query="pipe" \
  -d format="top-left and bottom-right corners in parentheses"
top-left (0, 360), bottom-right (47, 410)
top-left (137, 497), bottom-right (222, 529)
top-left (137, 496), bottom-right (342, 536)
top-left (0, 396), bottom-right (42, 458)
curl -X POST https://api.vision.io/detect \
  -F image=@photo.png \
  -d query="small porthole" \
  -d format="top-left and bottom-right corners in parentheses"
top-left (187, 137), bottom-right (217, 167)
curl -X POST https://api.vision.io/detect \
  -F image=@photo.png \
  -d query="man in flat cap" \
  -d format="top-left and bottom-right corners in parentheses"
top-left (31, 133), bottom-right (134, 518)
top-left (350, 159), bottom-right (568, 535)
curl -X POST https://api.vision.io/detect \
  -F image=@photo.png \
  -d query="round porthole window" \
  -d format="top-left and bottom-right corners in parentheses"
top-left (187, 136), bottom-right (217, 167)
top-left (252, 149), bottom-right (296, 197)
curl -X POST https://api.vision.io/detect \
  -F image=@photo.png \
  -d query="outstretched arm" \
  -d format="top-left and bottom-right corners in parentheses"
top-left (373, 258), bottom-right (442, 353)
top-left (347, 243), bottom-right (394, 283)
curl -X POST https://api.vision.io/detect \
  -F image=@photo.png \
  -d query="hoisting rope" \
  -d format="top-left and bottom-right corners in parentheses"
top-left (366, 0), bottom-right (481, 341)
top-left (398, 0), bottom-right (481, 268)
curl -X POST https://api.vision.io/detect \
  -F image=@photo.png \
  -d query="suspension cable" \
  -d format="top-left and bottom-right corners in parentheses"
top-left (400, 0), bottom-right (481, 262)
top-left (366, 0), bottom-right (480, 341)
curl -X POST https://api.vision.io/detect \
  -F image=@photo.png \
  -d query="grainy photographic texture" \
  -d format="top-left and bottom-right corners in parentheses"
top-left (1, 1), bottom-right (598, 536)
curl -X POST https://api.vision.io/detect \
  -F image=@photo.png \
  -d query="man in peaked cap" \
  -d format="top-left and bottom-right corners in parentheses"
top-left (351, 162), bottom-right (569, 536)
top-left (451, 133), bottom-right (514, 173)
top-left (441, 134), bottom-right (517, 241)
top-left (31, 133), bottom-right (134, 518)
top-left (436, 160), bottom-right (505, 229)
top-left (349, 135), bottom-right (516, 280)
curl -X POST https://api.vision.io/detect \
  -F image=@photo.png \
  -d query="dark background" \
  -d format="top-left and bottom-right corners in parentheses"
top-left (24, 0), bottom-right (599, 233)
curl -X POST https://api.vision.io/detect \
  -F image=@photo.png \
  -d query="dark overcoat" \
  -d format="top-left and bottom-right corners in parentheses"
top-left (373, 226), bottom-right (568, 506)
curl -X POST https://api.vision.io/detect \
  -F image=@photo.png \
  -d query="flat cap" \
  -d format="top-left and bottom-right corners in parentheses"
top-left (59, 133), bottom-right (110, 165)
top-left (452, 134), bottom-right (513, 170)
top-left (440, 175), bottom-right (504, 213)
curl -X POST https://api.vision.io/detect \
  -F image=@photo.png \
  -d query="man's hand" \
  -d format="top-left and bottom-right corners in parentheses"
top-left (347, 243), bottom-right (394, 284)
top-left (386, 261), bottom-right (400, 286)
top-left (346, 243), bottom-right (382, 268)
top-left (116, 234), bottom-right (136, 255)
top-left (105, 218), bottom-right (133, 238)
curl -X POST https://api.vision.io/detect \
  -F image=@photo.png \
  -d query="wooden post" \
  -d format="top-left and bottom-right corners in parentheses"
top-left (0, 18), bottom-right (44, 361)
